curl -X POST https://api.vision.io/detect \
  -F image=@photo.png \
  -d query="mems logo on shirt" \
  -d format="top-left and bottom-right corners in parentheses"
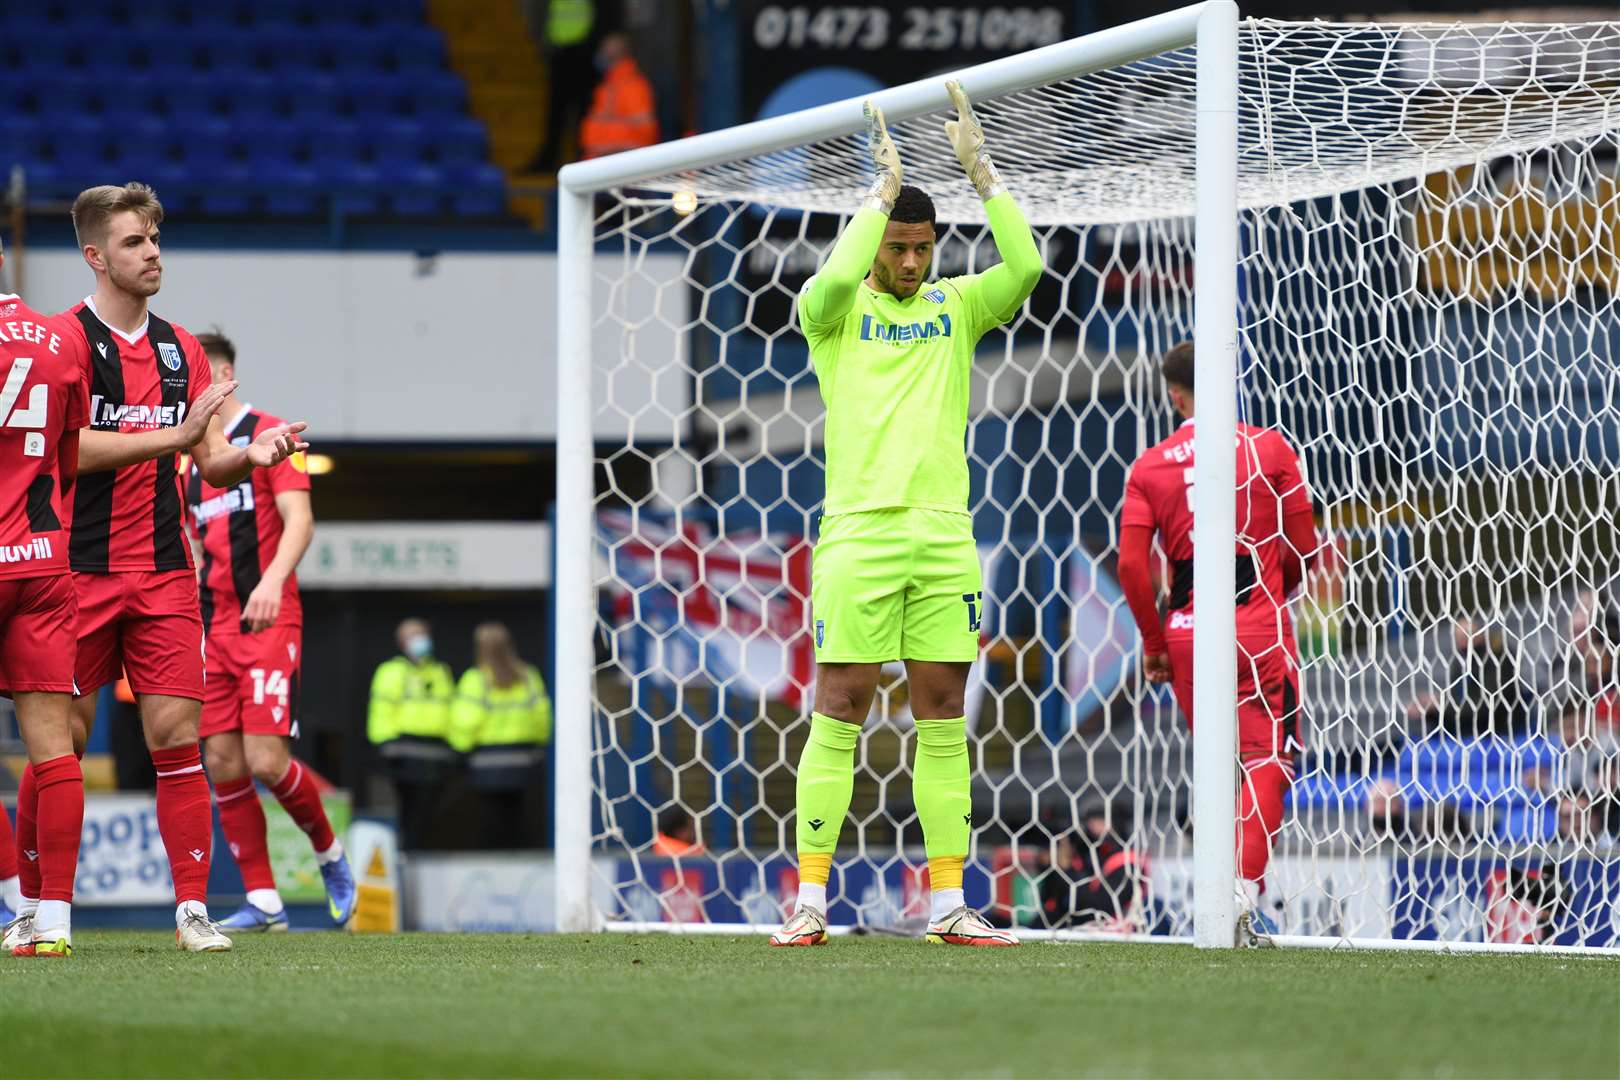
top-left (858, 313), bottom-right (953, 344)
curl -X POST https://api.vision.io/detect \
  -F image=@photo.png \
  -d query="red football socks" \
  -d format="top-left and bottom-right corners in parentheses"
top-left (270, 760), bottom-right (336, 853)
top-left (214, 775), bottom-right (276, 892)
top-left (1237, 756), bottom-right (1293, 885)
top-left (152, 744), bottom-right (212, 905)
top-left (32, 754), bottom-right (84, 903)
top-left (15, 762), bottom-right (40, 901)
top-left (0, 792), bottom-right (16, 881)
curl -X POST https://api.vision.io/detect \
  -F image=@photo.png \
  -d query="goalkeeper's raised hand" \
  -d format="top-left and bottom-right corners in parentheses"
top-left (863, 99), bottom-right (902, 214)
top-left (943, 80), bottom-right (1004, 201)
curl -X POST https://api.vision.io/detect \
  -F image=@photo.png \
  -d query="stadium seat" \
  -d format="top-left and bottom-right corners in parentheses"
top-left (262, 163), bottom-right (324, 217)
top-left (288, 74), bottom-right (345, 121)
top-left (0, 119), bottom-right (44, 172)
top-left (388, 27), bottom-right (448, 72)
top-left (156, 72), bottom-right (230, 119)
top-left (404, 73), bottom-right (469, 118)
top-left (26, 75), bottom-right (102, 117)
top-left (319, 28), bottom-right (392, 72)
top-left (42, 116), bottom-right (112, 172)
top-left (444, 161), bottom-right (507, 218)
top-left (436, 117), bottom-right (490, 165)
top-left (342, 73), bottom-right (410, 118)
top-left (364, 119), bottom-right (428, 167)
top-left (5, 0), bottom-right (67, 23)
top-left (323, 161), bottom-right (385, 216)
top-left (0, 25), bottom-right (73, 71)
top-left (224, 74), bottom-right (291, 123)
top-left (254, 29), bottom-right (322, 72)
top-left (387, 163), bottom-right (447, 217)
top-left (182, 0), bottom-right (252, 27)
top-left (240, 0), bottom-right (315, 26)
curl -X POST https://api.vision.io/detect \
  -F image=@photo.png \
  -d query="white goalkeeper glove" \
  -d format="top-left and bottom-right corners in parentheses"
top-left (943, 80), bottom-right (1004, 201)
top-left (862, 99), bottom-right (902, 214)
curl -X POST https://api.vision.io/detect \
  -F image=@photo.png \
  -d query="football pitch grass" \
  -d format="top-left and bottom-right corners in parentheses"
top-left (2, 932), bottom-right (1615, 1078)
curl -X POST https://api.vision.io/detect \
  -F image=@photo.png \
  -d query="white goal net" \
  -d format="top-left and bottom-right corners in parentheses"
top-left (556, 8), bottom-right (1620, 951)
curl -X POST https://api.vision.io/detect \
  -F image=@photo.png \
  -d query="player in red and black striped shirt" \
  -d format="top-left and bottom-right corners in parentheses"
top-left (0, 241), bottom-right (90, 957)
top-left (58, 183), bottom-right (308, 952)
top-left (183, 330), bottom-right (356, 931)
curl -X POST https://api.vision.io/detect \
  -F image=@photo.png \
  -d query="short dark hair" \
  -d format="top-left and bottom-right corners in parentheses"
top-left (1161, 341), bottom-right (1194, 393)
top-left (891, 185), bottom-right (935, 227)
top-left (195, 328), bottom-right (236, 366)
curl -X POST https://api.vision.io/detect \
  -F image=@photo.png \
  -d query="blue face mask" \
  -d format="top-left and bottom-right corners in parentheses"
top-left (405, 635), bottom-right (434, 660)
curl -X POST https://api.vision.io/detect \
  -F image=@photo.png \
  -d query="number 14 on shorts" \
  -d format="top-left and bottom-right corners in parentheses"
top-left (249, 668), bottom-right (290, 707)
top-left (962, 591), bottom-right (983, 633)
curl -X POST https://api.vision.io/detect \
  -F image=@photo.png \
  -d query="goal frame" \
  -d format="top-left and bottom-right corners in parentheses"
top-left (553, 1), bottom-right (1244, 945)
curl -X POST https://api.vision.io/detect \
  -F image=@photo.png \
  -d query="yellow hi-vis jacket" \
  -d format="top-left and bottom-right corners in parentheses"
top-left (448, 664), bottom-right (553, 754)
top-left (367, 655), bottom-right (455, 744)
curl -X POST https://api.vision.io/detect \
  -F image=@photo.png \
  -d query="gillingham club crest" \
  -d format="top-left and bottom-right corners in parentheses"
top-left (815, 620), bottom-right (825, 648)
top-left (158, 342), bottom-right (184, 371)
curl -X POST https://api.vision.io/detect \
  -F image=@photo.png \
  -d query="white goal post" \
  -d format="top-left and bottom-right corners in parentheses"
top-left (554, 4), bottom-right (1620, 953)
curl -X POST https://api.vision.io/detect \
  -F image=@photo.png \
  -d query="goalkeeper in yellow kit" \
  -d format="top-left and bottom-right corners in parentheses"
top-left (771, 83), bottom-right (1042, 947)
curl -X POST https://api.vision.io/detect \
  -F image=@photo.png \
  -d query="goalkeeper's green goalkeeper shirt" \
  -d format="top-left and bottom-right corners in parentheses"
top-left (797, 193), bottom-right (1042, 516)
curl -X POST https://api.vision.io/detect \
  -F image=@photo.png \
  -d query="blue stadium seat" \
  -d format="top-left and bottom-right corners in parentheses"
top-left (181, 0), bottom-right (251, 27)
top-left (44, 117), bottom-right (114, 175)
top-left (444, 161), bottom-right (506, 218)
top-left (0, 119), bottom-right (44, 171)
top-left (171, 116), bottom-right (237, 169)
top-left (387, 163), bottom-right (446, 217)
top-left (436, 117), bottom-right (490, 165)
top-left (223, 74), bottom-right (291, 123)
top-left (321, 161), bottom-right (384, 215)
top-left (404, 72), bottom-right (469, 118)
top-left (197, 162), bottom-right (257, 215)
top-left (0, 25), bottom-right (76, 71)
top-left (323, 29), bottom-right (394, 72)
top-left (387, 27), bottom-right (448, 72)
top-left (306, 118), bottom-right (362, 162)
top-left (249, 0), bottom-right (319, 26)
top-left (363, 119), bottom-right (428, 167)
top-left (342, 73), bottom-right (409, 118)
top-left (287, 74), bottom-right (345, 120)
top-left (155, 72), bottom-right (229, 118)
top-left (6, 1), bottom-right (67, 22)
top-left (20, 74), bottom-right (101, 117)
top-left (245, 121), bottom-right (307, 167)
top-left (262, 162), bottom-right (324, 217)
top-left (255, 29), bottom-right (323, 71)
top-left (131, 28), bottom-right (214, 72)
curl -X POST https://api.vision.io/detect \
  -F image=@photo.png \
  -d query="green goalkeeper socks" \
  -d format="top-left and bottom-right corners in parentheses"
top-left (913, 717), bottom-right (971, 862)
top-left (795, 713), bottom-right (862, 862)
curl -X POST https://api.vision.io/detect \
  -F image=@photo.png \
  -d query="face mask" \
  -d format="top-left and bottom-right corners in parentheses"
top-left (405, 635), bottom-right (433, 660)
top-left (595, 52), bottom-right (613, 73)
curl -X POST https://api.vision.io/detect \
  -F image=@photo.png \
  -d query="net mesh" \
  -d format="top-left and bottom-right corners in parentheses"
top-left (582, 18), bottom-right (1620, 948)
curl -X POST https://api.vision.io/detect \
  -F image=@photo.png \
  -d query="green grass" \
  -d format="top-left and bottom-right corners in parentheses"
top-left (2, 932), bottom-right (1615, 1078)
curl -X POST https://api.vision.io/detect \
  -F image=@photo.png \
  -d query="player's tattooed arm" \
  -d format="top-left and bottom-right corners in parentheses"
top-left (76, 379), bottom-right (234, 473)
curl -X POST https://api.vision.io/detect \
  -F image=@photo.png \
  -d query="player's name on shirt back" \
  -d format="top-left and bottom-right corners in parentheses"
top-left (0, 298), bottom-right (90, 580)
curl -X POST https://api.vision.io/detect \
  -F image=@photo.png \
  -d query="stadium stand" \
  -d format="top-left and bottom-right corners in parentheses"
top-left (0, 0), bottom-right (508, 220)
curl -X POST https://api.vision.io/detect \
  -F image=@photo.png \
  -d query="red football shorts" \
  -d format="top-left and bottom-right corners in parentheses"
top-left (1167, 635), bottom-right (1302, 760)
top-left (74, 569), bottom-right (205, 701)
top-left (200, 624), bottom-right (302, 739)
top-left (0, 573), bottom-right (78, 694)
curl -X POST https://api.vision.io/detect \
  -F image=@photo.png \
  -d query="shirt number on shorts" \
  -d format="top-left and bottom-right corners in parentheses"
top-left (249, 668), bottom-right (289, 707)
top-left (963, 591), bottom-right (983, 634)
top-left (0, 359), bottom-right (48, 429)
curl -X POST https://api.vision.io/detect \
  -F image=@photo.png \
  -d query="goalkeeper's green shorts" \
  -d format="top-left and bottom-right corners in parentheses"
top-left (810, 507), bottom-right (983, 664)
